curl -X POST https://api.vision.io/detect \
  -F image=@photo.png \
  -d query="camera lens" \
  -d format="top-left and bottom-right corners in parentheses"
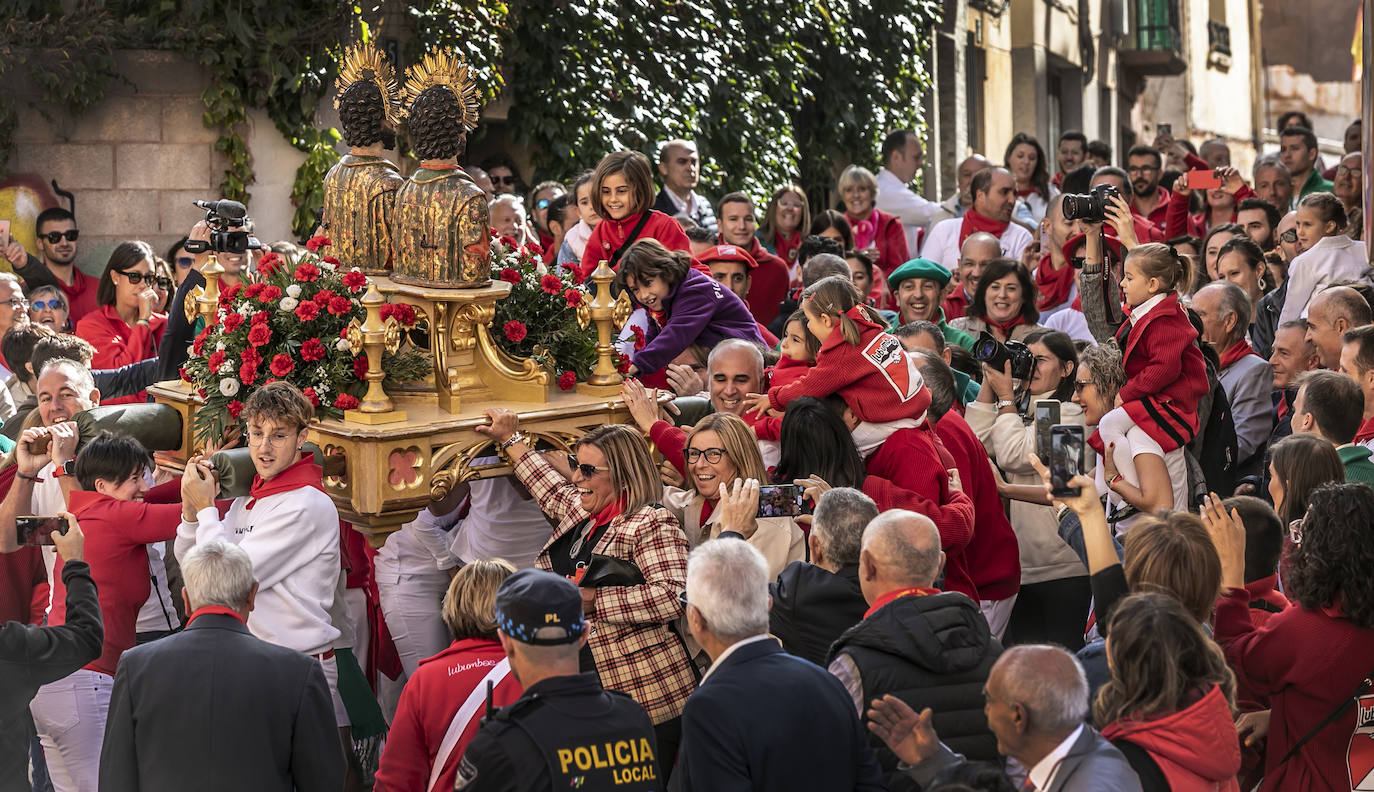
top-left (973, 338), bottom-right (996, 362)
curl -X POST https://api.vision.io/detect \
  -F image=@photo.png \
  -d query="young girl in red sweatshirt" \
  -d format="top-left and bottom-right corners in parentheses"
top-left (752, 310), bottom-right (819, 442)
top-left (577, 151), bottom-right (690, 282)
top-left (746, 275), bottom-right (930, 424)
top-left (1095, 242), bottom-right (1208, 458)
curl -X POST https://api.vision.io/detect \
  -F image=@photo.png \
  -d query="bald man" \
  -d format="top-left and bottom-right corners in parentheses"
top-left (828, 511), bottom-right (1002, 772)
top-left (944, 232), bottom-right (1001, 321)
top-left (1305, 286), bottom-right (1373, 370)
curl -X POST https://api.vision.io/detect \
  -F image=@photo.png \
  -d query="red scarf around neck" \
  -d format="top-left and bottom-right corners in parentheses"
top-left (958, 209), bottom-right (1009, 248)
top-left (984, 314), bottom-right (1026, 339)
top-left (1035, 254), bottom-right (1076, 311)
top-left (247, 453), bottom-right (324, 510)
top-left (847, 209), bottom-right (879, 250)
top-left (1217, 339), bottom-right (1257, 371)
top-left (864, 586), bottom-right (942, 619)
top-left (774, 230), bottom-right (802, 264)
top-left (1356, 415), bottom-right (1374, 443)
top-left (1015, 187), bottom-right (1038, 198)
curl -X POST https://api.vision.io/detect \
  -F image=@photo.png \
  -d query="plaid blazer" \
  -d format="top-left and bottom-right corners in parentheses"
top-left (515, 452), bottom-right (697, 724)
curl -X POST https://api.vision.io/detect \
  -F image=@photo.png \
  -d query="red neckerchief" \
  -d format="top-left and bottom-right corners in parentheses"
top-left (246, 453), bottom-right (324, 510)
top-left (864, 586), bottom-right (941, 619)
top-left (581, 496), bottom-right (626, 545)
top-left (984, 314), bottom-right (1026, 339)
top-left (1217, 339), bottom-right (1258, 371)
top-left (943, 286), bottom-right (969, 321)
top-left (1357, 415), bottom-right (1374, 443)
top-left (774, 230), bottom-right (801, 263)
top-left (187, 605), bottom-right (247, 626)
top-left (1035, 254), bottom-right (1076, 311)
top-left (1051, 171), bottom-right (1065, 189)
top-left (1070, 294), bottom-right (1082, 312)
top-left (1277, 394), bottom-right (1290, 422)
top-left (1015, 187), bottom-right (1038, 198)
top-left (958, 208), bottom-right (1009, 248)
top-left (847, 209), bottom-right (880, 250)
top-left (700, 498), bottom-right (715, 526)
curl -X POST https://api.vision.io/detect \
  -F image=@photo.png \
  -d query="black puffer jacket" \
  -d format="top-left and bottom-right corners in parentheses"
top-left (769, 562), bottom-right (867, 666)
top-left (829, 591), bottom-right (1002, 769)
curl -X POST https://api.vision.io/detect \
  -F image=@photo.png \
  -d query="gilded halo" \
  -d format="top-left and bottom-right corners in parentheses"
top-left (335, 41), bottom-right (402, 127)
top-left (400, 49), bottom-right (481, 133)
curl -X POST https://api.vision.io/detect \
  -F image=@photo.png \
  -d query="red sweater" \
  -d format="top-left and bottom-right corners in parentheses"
top-left (737, 236), bottom-right (791, 326)
top-left (57, 269), bottom-right (100, 325)
top-left (864, 426), bottom-right (977, 599)
top-left (768, 310), bottom-right (931, 424)
top-left (1112, 293), bottom-right (1208, 453)
top-left (753, 357), bottom-right (812, 442)
top-left (1215, 587), bottom-right (1374, 791)
top-left (577, 210), bottom-right (690, 281)
top-left (53, 491), bottom-right (182, 676)
top-left (373, 638), bottom-right (523, 792)
top-left (1164, 184), bottom-right (1256, 240)
top-left (1101, 685), bottom-right (1241, 792)
top-left (75, 305), bottom-right (167, 405)
top-left (935, 411), bottom-right (1021, 601)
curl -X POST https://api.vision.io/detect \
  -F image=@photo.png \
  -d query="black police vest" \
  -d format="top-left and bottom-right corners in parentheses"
top-left (506, 689), bottom-right (664, 792)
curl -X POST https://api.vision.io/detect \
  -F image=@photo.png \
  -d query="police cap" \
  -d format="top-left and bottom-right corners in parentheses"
top-left (494, 568), bottom-right (587, 645)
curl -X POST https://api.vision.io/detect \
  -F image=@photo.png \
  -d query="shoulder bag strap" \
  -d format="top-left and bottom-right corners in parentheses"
top-left (1273, 668), bottom-right (1374, 768)
top-left (427, 657), bottom-right (513, 792)
top-left (607, 212), bottom-right (653, 268)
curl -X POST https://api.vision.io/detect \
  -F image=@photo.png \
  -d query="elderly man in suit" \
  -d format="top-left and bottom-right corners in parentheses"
top-left (677, 536), bottom-right (884, 791)
top-left (868, 644), bottom-right (1142, 792)
top-left (98, 540), bottom-right (343, 791)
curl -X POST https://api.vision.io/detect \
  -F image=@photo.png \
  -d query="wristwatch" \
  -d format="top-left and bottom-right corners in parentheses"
top-left (994, 399), bottom-right (1016, 411)
top-left (52, 460), bottom-right (75, 478)
top-left (499, 432), bottom-right (528, 452)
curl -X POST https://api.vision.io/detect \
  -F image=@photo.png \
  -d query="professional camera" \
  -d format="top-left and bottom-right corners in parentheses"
top-left (1061, 183), bottom-right (1120, 223)
top-left (972, 331), bottom-right (1035, 381)
top-left (182, 199), bottom-right (261, 256)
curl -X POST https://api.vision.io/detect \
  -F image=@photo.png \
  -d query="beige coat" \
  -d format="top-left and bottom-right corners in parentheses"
top-left (661, 486), bottom-right (805, 579)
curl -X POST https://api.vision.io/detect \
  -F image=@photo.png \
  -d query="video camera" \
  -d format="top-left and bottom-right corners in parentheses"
top-left (1061, 183), bottom-right (1120, 223)
top-left (972, 331), bottom-right (1035, 381)
top-left (182, 199), bottom-right (261, 256)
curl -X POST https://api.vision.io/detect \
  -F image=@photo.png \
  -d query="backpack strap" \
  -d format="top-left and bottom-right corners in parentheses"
top-left (1272, 668), bottom-right (1374, 767)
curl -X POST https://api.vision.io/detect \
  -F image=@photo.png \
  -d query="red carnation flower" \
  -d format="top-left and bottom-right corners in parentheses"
top-left (258, 285), bottom-right (282, 303)
top-left (352, 355), bottom-right (370, 379)
top-left (302, 387), bottom-right (321, 407)
top-left (334, 393), bottom-right (360, 410)
top-left (540, 274), bottom-right (562, 294)
top-left (342, 270), bottom-right (366, 292)
top-left (315, 288), bottom-right (337, 306)
top-left (615, 355), bottom-right (631, 375)
top-left (221, 312), bottom-right (244, 332)
top-left (257, 252), bottom-right (282, 277)
top-left (558, 371), bottom-right (577, 391)
top-left (179, 367), bottom-right (191, 382)
top-left (378, 304), bottom-right (394, 322)
top-left (206, 350), bottom-right (226, 372)
top-left (295, 300), bottom-right (320, 322)
top-left (500, 268), bottom-right (521, 284)
top-left (251, 310), bottom-right (270, 325)
top-left (503, 321), bottom-right (527, 342)
top-left (631, 325), bottom-right (646, 351)
top-left (245, 282), bottom-right (265, 299)
top-left (321, 256), bottom-right (341, 267)
top-left (240, 346), bottom-right (261, 367)
top-left (269, 353), bottom-right (294, 377)
top-left (300, 337), bottom-right (326, 362)
top-left (394, 303), bottom-right (416, 325)
top-left (328, 296), bottom-right (353, 316)
top-left (227, 400), bottom-right (244, 418)
top-left (564, 288), bottom-right (582, 307)
top-left (306, 236), bottom-right (331, 252)
top-left (294, 261), bottom-right (321, 282)
top-left (191, 335), bottom-right (206, 357)
top-left (197, 388), bottom-right (208, 399)
top-left (239, 361), bottom-right (258, 385)
top-left (219, 283), bottom-right (241, 303)
top-left (247, 324), bottom-right (272, 347)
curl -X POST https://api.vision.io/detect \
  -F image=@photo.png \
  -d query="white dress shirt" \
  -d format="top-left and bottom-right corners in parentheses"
top-left (920, 217), bottom-right (1033, 274)
top-left (1028, 724), bottom-right (1084, 790)
top-left (876, 167), bottom-right (940, 255)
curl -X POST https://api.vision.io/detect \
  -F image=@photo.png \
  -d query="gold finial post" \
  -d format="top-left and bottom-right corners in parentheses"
top-left (197, 253), bottom-right (224, 327)
top-left (344, 283), bottom-right (407, 424)
top-left (576, 260), bottom-right (633, 394)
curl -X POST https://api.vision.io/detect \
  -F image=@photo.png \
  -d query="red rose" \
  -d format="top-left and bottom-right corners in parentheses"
top-left (300, 337), bottom-right (326, 362)
top-left (241, 346), bottom-right (261, 367)
top-left (251, 310), bottom-right (270, 325)
top-left (257, 252), bottom-right (282, 277)
top-left (258, 285), bottom-right (282, 303)
top-left (302, 387), bottom-right (321, 407)
top-left (500, 268), bottom-right (521, 284)
top-left (295, 300), bottom-right (320, 322)
top-left (353, 355), bottom-right (370, 379)
top-left (227, 400), bottom-right (244, 418)
top-left (342, 270), bottom-right (366, 292)
top-left (334, 393), bottom-right (360, 410)
top-left (306, 236), bottom-right (331, 252)
top-left (294, 261), bottom-right (321, 282)
top-left (630, 325), bottom-right (646, 351)
top-left (328, 296), bottom-right (353, 316)
top-left (247, 324), bottom-right (271, 347)
top-left (558, 371), bottom-right (577, 391)
top-left (245, 282), bottom-right (265, 299)
top-left (178, 367), bottom-right (190, 382)
top-left (219, 283), bottom-right (241, 303)
top-left (503, 321), bottom-right (527, 342)
top-left (222, 311), bottom-right (245, 332)
top-left (269, 354), bottom-right (294, 377)
top-left (315, 288), bottom-right (337, 306)
top-left (206, 350), bottom-right (226, 372)
top-left (564, 288), bottom-right (582, 307)
top-left (540, 274), bottom-right (562, 294)
top-left (239, 361), bottom-right (258, 385)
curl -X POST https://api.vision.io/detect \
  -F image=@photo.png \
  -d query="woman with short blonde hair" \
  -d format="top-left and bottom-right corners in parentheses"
top-left (836, 165), bottom-right (908, 278)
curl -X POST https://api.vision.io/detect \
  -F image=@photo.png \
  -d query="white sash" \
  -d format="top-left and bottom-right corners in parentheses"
top-left (427, 657), bottom-right (513, 792)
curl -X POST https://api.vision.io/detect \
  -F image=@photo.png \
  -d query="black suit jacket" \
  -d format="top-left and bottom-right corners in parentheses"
top-left (678, 638), bottom-right (885, 791)
top-left (99, 613), bottom-right (344, 791)
top-left (154, 269), bottom-right (205, 382)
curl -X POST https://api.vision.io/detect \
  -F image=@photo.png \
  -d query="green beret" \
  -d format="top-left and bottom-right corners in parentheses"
top-left (888, 258), bottom-right (951, 290)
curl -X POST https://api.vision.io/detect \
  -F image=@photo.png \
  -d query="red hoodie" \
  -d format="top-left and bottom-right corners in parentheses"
top-left (577, 210), bottom-right (690, 281)
top-left (1101, 685), bottom-right (1241, 792)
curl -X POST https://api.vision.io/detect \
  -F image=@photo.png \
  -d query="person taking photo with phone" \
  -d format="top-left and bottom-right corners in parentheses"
top-left (1164, 167), bottom-right (1255, 240)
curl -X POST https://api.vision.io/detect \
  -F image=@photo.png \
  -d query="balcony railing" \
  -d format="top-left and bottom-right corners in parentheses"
top-left (1120, 0), bottom-right (1187, 75)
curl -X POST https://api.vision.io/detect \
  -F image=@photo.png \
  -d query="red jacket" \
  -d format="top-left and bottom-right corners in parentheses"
top-left (1215, 587), bottom-right (1374, 791)
top-left (55, 490), bottom-right (182, 676)
top-left (373, 639), bottom-right (523, 792)
top-left (768, 310), bottom-right (931, 424)
top-left (1135, 186), bottom-right (1172, 231)
top-left (75, 305), bottom-right (167, 404)
top-left (864, 426), bottom-right (977, 599)
top-left (577, 210), bottom-right (691, 281)
top-left (58, 269), bottom-right (100, 325)
top-left (1112, 292), bottom-right (1208, 453)
top-left (737, 236), bottom-right (791, 326)
top-left (754, 357), bottom-right (812, 442)
top-left (1101, 685), bottom-right (1241, 792)
top-left (935, 411), bottom-right (1020, 601)
top-left (1164, 184), bottom-right (1256, 240)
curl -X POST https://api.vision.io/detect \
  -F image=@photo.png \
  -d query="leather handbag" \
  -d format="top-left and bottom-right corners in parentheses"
top-left (579, 554), bottom-right (645, 587)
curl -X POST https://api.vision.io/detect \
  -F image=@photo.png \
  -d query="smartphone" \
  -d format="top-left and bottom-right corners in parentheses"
top-left (1034, 400), bottom-right (1061, 462)
top-left (756, 484), bottom-right (807, 518)
top-left (1157, 123), bottom-right (1172, 137)
top-left (1049, 425), bottom-right (1086, 498)
top-left (17, 516), bottom-right (64, 546)
top-left (1189, 169), bottom-right (1222, 190)
top-left (0, 220), bottom-right (10, 251)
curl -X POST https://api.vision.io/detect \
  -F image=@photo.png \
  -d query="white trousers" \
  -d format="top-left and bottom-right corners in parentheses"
top-left (377, 570), bottom-right (451, 679)
top-left (980, 595), bottom-right (1018, 642)
top-left (319, 653), bottom-right (349, 727)
top-left (30, 668), bottom-right (113, 792)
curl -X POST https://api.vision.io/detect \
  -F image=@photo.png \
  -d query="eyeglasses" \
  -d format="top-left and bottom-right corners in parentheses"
top-left (1288, 518), bottom-right (1303, 545)
top-left (684, 447), bottom-right (727, 464)
top-left (175, 256), bottom-right (195, 269)
top-left (1279, 229), bottom-right (1298, 244)
top-left (536, 198), bottom-right (550, 210)
top-left (566, 454), bottom-right (610, 478)
top-left (117, 271), bottom-right (171, 289)
top-left (30, 299), bottom-right (64, 311)
top-left (41, 230), bottom-right (79, 244)
top-left (495, 175), bottom-right (517, 186)
top-left (1072, 380), bottom-right (1093, 394)
top-left (3, 298), bottom-right (28, 310)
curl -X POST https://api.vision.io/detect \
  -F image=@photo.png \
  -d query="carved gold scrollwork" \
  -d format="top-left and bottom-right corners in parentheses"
top-left (475, 322), bottom-right (550, 386)
top-left (612, 289), bottom-right (633, 328)
top-left (428, 430), bottom-right (581, 500)
top-left (449, 302), bottom-right (489, 351)
top-left (383, 316), bottom-right (402, 354)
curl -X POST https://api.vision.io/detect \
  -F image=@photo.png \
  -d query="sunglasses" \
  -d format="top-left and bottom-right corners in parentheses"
top-left (30, 299), bottom-right (65, 311)
top-left (566, 454), bottom-right (610, 478)
top-left (3, 298), bottom-right (28, 310)
top-left (41, 230), bottom-right (79, 244)
top-left (175, 256), bottom-right (195, 269)
top-left (118, 271), bottom-right (173, 289)
top-left (536, 198), bottom-right (551, 210)
top-left (1279, 229), bottom-right (1298, 244)
top-left (495, 175), bottom-right (517, 185)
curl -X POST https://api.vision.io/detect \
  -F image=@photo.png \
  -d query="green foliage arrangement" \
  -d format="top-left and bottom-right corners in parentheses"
top-left (488, 237), bottom-right (599, 391)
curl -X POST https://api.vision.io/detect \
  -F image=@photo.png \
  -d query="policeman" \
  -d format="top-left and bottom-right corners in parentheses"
top-left (454, 569), bottom-right (665, 792)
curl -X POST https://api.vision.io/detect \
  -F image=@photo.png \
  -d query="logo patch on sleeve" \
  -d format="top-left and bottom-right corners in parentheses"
top-left (860, 333), bottom-right (922, 402)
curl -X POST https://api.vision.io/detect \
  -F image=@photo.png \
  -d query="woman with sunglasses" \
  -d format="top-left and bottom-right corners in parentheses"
top-left (27, 285), bottom-right (70, 333)
top-left (166, 237), bottom-right (195, 289)
top-left (75, 240), bottom-right (168, 405)
top-left (477, 409), bottom-right (696, 771)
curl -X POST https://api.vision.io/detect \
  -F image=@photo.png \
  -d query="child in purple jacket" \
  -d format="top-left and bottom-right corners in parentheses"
top-left (616, 239), bottom-right (764, 377)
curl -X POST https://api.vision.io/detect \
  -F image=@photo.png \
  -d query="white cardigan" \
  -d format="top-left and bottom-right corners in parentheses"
top-left (1278, 234), bottom-right (1369, 324)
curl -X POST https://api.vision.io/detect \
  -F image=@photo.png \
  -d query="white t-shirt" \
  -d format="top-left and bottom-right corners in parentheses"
top-left (1096, 424), bottom-right (1189, 537)
top-left (1042, 306), bottom-right (1096, 346)
top-left (449, 460), bottom-right (555, 571)
top-left (919, 216), bottom-right (1033, 274)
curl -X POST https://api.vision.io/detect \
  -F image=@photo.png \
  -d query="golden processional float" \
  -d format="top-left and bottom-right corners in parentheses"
top-left (150, 45), bottom-right (640, 546)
